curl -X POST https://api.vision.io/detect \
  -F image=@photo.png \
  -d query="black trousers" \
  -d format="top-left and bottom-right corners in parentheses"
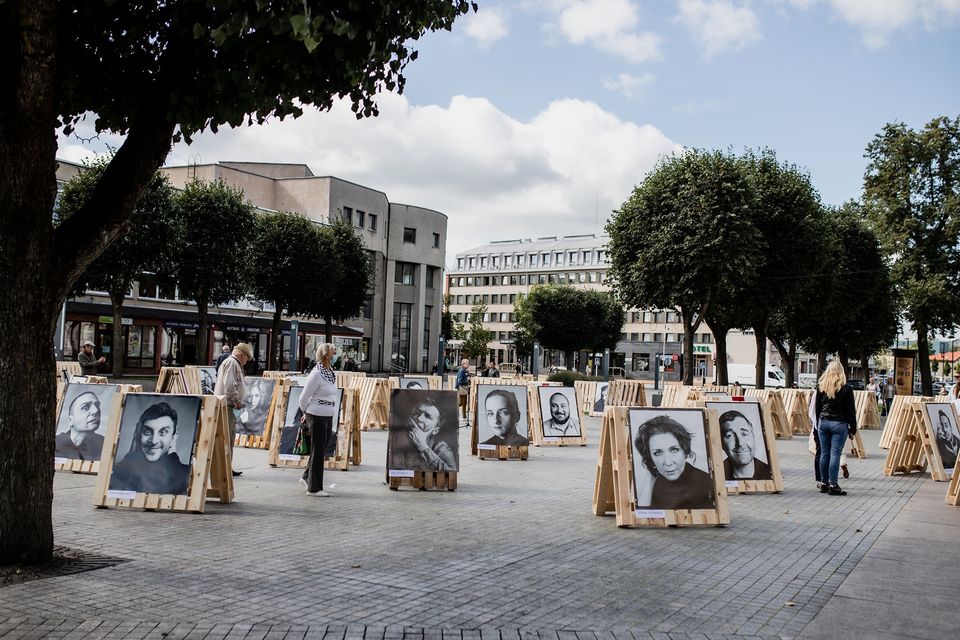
top-left (302, 414), bottom-right (330, 492)
top-left (813, 428), bottom-right (821, 483)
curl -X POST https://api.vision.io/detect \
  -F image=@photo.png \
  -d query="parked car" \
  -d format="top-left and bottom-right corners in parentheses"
top-left (848, 379), bottom-right (865, 390)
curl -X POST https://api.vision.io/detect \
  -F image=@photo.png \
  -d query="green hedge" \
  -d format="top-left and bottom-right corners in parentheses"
top-left (546, 371), bottom-right (604, 387)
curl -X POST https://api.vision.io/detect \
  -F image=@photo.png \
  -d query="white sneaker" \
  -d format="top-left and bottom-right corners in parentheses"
top-left (299, 477), bottom-right (308, 488)
top-left (306, 490), bottom-right (330, 497)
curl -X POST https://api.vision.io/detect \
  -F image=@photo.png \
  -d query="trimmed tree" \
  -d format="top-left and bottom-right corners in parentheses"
top-left (607, 149), bottom-right (762, 385)
top-left (319, 221), bottom-right (375, 343)
top-left (170, 179), bottom-right (256, 367)
top-left (864, 116), bottom-right (960, 395)
top-left (56, 158), bottom-right (178, 376)
top-left (1, 0), bottom-right (473, 564)
top-left (462, 302), bottom-right (494, 366)
top-left (249, 211), bottom-right (333, 371)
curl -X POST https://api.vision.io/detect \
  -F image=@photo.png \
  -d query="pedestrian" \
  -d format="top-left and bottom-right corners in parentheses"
top-left (515, 362), bottom-right (522, 375)
top-left (455, 358), bottom-right (471, 424)
top-left (298, 342), bottom-right (338, 497)
top-left (808, 380), bottom-right (848, 489)
top-left (815, 360), bottom-right (857, 496)
top-left (213, 344), bottom-right (231, 370)
top-left (77, 340), bottom-right (106, 375)
top-left (214, 343), bottom-right (252, 477)
top-left (881, 377), bottom-right (895, 415)
top-left (951, 371), bottom-right (960, 401)
top-left (431, 361), bottom-right (442, 376)
top-left (486, 361), bottom-right (500, 378)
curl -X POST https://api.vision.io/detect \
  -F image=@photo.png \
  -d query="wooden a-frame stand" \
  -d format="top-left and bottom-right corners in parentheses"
top-left (883, 402), bottom-right (928, 477)
top-left (700, 400), bottom-right (784, 495)
top-left (267, 385), bottom-right (362, 470)
top-left (593, 407), bottom-right (729, 527)
top-left (357, 377), bottom-right (390, 430)
top-left (93, 393), bottom-right (234, 513)
top-left (470, 380), bottom-right (531, 461)
top-left (234, 377), bottom-right (284, 450)
top-left (55, 381), bottom-right (143, 475)
top-left (915, 402), bottom-right (960, 482)
top-left (388, 469), bottom-right (458, 491)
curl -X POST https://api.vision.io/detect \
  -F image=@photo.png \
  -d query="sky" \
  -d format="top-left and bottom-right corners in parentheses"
top-left (57, 0), bottom-right (960, 263)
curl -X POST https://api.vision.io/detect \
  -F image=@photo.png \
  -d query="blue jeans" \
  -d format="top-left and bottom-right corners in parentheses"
top-left (818, 419), bottom-right (848, 486)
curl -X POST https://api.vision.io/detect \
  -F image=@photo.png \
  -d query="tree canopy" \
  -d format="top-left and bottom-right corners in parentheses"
top-left (863, 116), bottom-right (960, 394)
top-left (462, 302), bottom-right (494, 362)
top-left (318, 221), bottom-right (375, 341)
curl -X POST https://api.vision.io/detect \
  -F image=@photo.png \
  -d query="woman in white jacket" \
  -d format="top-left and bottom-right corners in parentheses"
top-left (298, 343), bottom-right (338, 496)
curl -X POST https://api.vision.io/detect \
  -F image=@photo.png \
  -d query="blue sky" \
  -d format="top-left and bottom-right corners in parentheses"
top-left (59, 0), bottom-right (960, 260)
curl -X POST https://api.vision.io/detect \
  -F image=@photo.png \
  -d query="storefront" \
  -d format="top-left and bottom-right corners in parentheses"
top-left (63, 314), bottom-right (162, 375)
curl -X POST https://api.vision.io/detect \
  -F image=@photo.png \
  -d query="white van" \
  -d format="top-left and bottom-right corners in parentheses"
top-left (726, 363), bottom-right (786, 388)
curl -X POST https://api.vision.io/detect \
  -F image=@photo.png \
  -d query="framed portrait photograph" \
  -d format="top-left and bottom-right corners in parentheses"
top-left (538, 386), bottom-right (582, 437)
top-left (399, 376), bottom-right (430, 390)
top-left (704, 401), bottom-right (773, 481)
top-left (236, 377), bottom-right (277, 436)
top-left (197, 366), bottom-right (217, 395)
top-left (277, 386), bottom-right (343, 459)
top-left (476, 384), bottom-right (529, 446)
top-left (55, 383), bottom-right (119, 462)
top-left (387, 389), bottom-right (459, 472)
top-left (108, 393), bottom-right (202, 496)
top-left (925, 403), bottom-right (960, 473)
top-left (593, 382), bottom-right (609, 414)
top-left (628, 408), bottom-right (718, 511)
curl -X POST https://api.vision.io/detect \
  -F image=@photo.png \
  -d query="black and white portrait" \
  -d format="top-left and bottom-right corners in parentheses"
top-left (399, 376), bottom-right (430, 390)
top-left (538, 387), bottom-right (581, 437)
top-left (197, 367), bottom-right (217, 394)
top-left (54, 383), bottom-right (118, 461)
top-left (593, 382), bottom-right (609, 414)
top-left (477, 384), bottom-right (529, 446)
top-left (108, 394), bottom-right (202, 495)
top-left (926, 403), bottom-right (960, 471)
top-left (705, 401), bottom-right (772, 481)
top-left (236, 377), bottom-right (276, 436)
top-left (387, 389), bottom-right (459, 472)
top-left (278, 386), bottom-right (342, 458)
top-left (628, 408), bottom-right (717, 511)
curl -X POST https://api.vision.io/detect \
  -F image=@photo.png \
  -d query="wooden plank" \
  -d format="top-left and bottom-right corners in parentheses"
top-left (388, 470), bottom-right (457, 491)
top-left (883, 402), bottom-right (928, 476)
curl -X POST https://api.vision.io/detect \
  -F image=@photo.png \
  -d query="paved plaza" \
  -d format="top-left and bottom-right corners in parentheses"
top-left (2, 416), bottom-right (958, 639)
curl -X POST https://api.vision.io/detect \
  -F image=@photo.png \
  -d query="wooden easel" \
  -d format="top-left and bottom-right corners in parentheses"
top-left (880, 395), bottom-right (928, 449)
top-left (702, 400), bottom-right (784, 494)
top-left (529, 383), bottom-right (587, 447)
top-left (574, 380), bottom-right (597, 416)
top-left (947, 462), bottom-right (960, 506)
top-left (745, 389), bottom-right (793, 440)
top-left (388, 469), bottom-right (457, 491)
top-left (267, 385), bottom-right (361, 471)
top-left (780, 389), bottom-right (813, 435)
top-left (854, 390), bottom-right (882, 429)
top-left (234, 377), bottom-right (283, 450)
top-left (93, 393), bottom-right (233, 512)
top-left (54, 382), bottom-right (143, 475)
top-left (914, 402), bottom-right (960, 482)
top-left (593, 407), bottom-right (729, 527)
top-left (607, 379), bottom-right (648, 408)
top-left (470, 380), bottom-right (531, 461)
top-left (357, 377), bottom-right (390, 430)
top-left (56, 361), bottom-right (83, 405)
top-left (660, 383), bottom-right (694, 408)
top-left (156, 367), bottom-right (192, 394)
top-left (883, 403), bottom-right (928, 476)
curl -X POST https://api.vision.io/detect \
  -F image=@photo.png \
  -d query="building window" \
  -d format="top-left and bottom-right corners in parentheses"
top-left (666, 311), bottom-right (677, 323)
top-left (516, 254), bottom-right (525, 267)
top-left (422, 305), bottom-right (432, 371)
top-left (630, 333), bottom-right (639, 342)
top-left (425, 266), bottom-right (438, 289)
top-left (493, 256), bottom-right (500, 268)
top-left (502, 276), bottom-right (509, 285)
top-left (341, 206), bottom-right (352, 224)
top-left (124, 325), bottom-right (157, 369)
top-left (433, 232), bottom-right (440, 248)
top-left (542, 253), bottom-right (551, 266)
top-left (519, 275), bottom-right (527, 285)
top-left (589, 272), bottom-right (598, 283)
top-left (469, 257), bottom-right (476, 269)
top-left (458, 277), bottom-right (466, 287)
top-left (392, 303), bottom-right (412, 371)
top-left (362, 293), bottom-right (374, 320)
top-left (653, 333), bottom-right (662, 342)
top-left (482, 294), bottom-right (489, 304)
top-left (368, 213), bottom-right (378, 232)
top-left (666, 333), bottom-right (675, 342)
top-left (701, 333), bottom-right (713, 343)
top-left (538, 274), bottom-right (547, 284)
top-left (356, 210), bottom-right (365, 228)
top-left (555, 252), bottom-right (564, 266)
top-left (456, 295), bottom-right (464, 305)
top-left (643, 311), bottom-right (654, 323)
top-left (530, 254), bottom-right (538, 267)
top-left (457, 258), bottom-right (464, 270)
top-left (548, 274), bottom-right (558, 284)
top-left (642, 333), bottom-right (653, 341)
top-left (480, 257), bottom-right (488, 269)
top-left (583, 250), bottom-right (591, 264)
top-left (490, 294), bottom-right (498, 304)
top-left (499, 313), bottom-right (508, 322)
top-left (509, 294), bottom-right (517, 303)
top-left (403, 227), bottom-right (416, 244)
top-left (578, 272), bottom-right (587, 283)
top-left (394, 262), bottom-right (416, 286)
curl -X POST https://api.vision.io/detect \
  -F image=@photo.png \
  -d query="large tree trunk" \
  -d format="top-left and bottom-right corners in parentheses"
top-left (110, 291), bottom-right (125, 378)
top-left (838, 347), bottom-right (850, 378)
top-left (324, 315), bottom-right (333, 343)
top-left (771, 335), bottom-right (797, 387)
top-left (682, 314), bottom-right (696, 386)
top-left (816, 345), bottom-right (828, 377)
top-left (196, 294), bottom-right (209, 367)
top-left (916, 321), bottom-right (932, 395)
top-left (270, 307), bottom-right (282, 371)
top-left (860, 348), bottom-right (871, 387)
top-left (753, 315), bottom-right (769, 389)
top-left (704, 317), bottom-right (729, 385)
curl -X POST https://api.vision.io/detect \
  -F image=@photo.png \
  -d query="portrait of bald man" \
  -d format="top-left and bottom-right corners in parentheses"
top-left (55, 384), bottom-right (117, 461)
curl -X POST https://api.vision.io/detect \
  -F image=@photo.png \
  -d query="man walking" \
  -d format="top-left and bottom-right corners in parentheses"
top-left (214, 343), bottom-right (252, 477)
top-left (77, 340), bottom-right (106, 375)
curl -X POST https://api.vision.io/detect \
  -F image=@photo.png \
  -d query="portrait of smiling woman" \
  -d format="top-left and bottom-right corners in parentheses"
top-left (628, 409), bottom-right (717, 511)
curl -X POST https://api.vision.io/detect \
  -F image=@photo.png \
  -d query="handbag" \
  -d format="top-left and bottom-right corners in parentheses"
top-left (293, 424), bottom-right (311, 456)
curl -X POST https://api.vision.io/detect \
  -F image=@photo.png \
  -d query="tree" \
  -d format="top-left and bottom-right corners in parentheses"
top-left (512, 293), bottom-right (536, 365)
top-left (740, 150), bottom-right (823, 388)
top-left (249, 212), bottom-right (332, 371)
top-left (56, 158), bottom-right (178, 376)
top-left (1, 0), bottom-right (473, 563)
top-left (170, 179), bottom-right (255, 366)
top-left (462, 302), bottom-right (494, 364)
top-left (584, 290), bottom-right (626, 354)
top-left (441, 294), bottom-right (465, 341)
top-left (864, 116), bottom-right (960, 395)
top-left (318, 221), bottom-right (375, 343)
top-left (607, 150), bottom-right (762, 385)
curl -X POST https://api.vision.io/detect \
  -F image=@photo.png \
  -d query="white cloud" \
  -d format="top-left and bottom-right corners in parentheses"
top-left (463, 5), bottom-right (509, 46)
top-left (601, 72), bottom-right (655, 97)
top-left (135, 94), bottom-right (679, 260)
top-left (675, 0), bottom-right (762, 58)
top-left (791, 0), bottom-right (960, 48)
top-left (548, 0), bottom-right (663, 63)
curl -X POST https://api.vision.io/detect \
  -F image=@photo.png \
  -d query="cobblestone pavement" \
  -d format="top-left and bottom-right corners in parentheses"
top-left (0, 419), bottom-right (935, 639)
